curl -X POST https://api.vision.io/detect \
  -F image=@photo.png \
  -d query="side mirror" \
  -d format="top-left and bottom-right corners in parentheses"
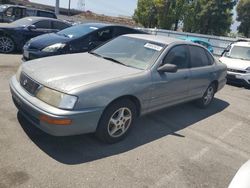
top-left (157, 64), bottom-right (177, 73)
top-left (27, 25), bottom-right (36, 30)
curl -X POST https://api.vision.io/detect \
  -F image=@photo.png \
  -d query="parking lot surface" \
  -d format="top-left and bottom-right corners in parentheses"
top-left (0, 54), bottom-right (250, 188)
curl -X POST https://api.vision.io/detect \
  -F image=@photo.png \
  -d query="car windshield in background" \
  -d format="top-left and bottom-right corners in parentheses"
top-left (226, 46), bottom-right (250, 61)
top-left (10, 18), bottom-right (33, 27)
top-left (92, 36), bottom-right (166, 70)
top-left (57, 24), bottom-right (99, 38)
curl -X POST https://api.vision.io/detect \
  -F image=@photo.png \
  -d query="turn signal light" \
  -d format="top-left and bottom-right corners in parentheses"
top-left (39, 115), bottom-right (72, 126)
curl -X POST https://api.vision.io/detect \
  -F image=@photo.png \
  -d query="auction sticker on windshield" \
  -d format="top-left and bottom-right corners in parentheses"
top-left (144, 43), bottom-right (163, 51)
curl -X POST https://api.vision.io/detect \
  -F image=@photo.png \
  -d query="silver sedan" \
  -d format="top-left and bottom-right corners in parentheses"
top-left (10, 34), bottom-right (227, 143)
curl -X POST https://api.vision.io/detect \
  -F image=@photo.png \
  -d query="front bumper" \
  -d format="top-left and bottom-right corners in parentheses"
top-left (226, 71), bottom-right (250, 86)
top-left (9, 76), bottom-right (104, 136)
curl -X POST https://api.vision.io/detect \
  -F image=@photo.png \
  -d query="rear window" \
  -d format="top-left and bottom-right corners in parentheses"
top-left (37, 11), bottom-right (56, 18)
top-left (189, 45), bottom-right (211, 67)
top-left (52, 21), bottom-right (69, 30)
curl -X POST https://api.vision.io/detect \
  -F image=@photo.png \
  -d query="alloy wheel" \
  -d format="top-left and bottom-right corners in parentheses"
top-left (107, 107), bottom-right (132, 138)
top-left (0, 36), bottom-right (15, 53)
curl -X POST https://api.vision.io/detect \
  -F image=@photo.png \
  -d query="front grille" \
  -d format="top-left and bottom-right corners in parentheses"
top-left (227, 68), bottom-right (246, 74)
top-left (20, 72), bottom-right (40, 95)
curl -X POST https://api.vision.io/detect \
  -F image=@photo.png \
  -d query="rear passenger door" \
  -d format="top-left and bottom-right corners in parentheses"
top-left (188, 45), bottom-right (216, 98)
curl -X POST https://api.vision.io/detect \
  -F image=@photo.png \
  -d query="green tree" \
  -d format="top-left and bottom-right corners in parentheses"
top-left (237, 0), bottom-right (250, 37)
top-left (133, 0), bottom-right (158, 28)
top-left (183, 0), bottom-right (236, 35)
top-left (134, 0), bottom-right (189, 30)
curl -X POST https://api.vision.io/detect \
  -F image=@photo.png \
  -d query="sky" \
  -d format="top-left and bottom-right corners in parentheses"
top-left (30, 0), bottom-right (239, 32)
top-left (30, 0), bottom-right (137, 17)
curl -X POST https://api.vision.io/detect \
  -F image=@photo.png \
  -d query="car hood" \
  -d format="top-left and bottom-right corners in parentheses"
top-left (220, 56), bottom-right (250, 70)
top-left (28, 33), bottom-right (72, 50)
top-left (0, 23), bottom-right (17, 29)
top-left (22, 53), bottom-right (142, 93)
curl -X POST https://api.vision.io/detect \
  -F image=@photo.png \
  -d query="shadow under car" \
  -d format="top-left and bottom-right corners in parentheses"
top-left (17, 98), bottom-right (229, 165)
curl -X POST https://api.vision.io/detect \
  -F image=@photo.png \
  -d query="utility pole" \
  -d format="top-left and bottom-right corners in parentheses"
top-left (55, 0), bottom-right (59, 15)
top-left (68, 0), bottom-right (71, 16)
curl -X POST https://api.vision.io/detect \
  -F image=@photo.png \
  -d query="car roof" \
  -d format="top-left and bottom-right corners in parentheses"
top-left (76, 23), bottom-right (137, 30)
top-left (1, 4), bottom-right (26, 9)
top-left (232, 41), bottom-right (250, 48)
top-left (20, 16), bottom-right (62, 22)
top-left (124, 34), bottom-right (185, 45)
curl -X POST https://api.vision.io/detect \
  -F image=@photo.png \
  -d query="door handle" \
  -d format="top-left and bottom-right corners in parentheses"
top-left (183, 76), bottom-right (188, 79)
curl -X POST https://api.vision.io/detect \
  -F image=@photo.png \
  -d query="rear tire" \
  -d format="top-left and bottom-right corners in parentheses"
top-left (195, 83), bottom-right (216, 108)
top-left (95, 99), bottom-right (137, 144)
top-left (0, 36), bottom-right (15, 53)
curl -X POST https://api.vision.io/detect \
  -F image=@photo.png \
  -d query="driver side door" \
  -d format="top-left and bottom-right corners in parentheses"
top-left (149, 45), bottom-right (191, 111)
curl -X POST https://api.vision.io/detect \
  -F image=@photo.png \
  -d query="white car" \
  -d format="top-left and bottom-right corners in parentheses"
top-left (220, 41), bottom-right (250, 88)
top-left (228, 160), bottom-right (250, 188)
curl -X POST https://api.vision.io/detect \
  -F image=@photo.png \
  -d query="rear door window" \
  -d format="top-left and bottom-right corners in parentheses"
top-left (37, 11), bottom-right (56, 18)
top-left (34, 20), bottom-right (51, 29)
top-left (52, 21), bottom-right (69, 30)
top-left (189, 45), bottom-right (211, 67)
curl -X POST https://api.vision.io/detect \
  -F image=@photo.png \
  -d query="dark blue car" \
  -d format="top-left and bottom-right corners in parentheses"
top-left (0, 16), bottom-right (71, 53)
top-left (22, 23), bottom-right (146, 61)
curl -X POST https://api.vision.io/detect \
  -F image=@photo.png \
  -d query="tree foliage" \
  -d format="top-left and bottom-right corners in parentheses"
top-left (237, 0), bottom-right (250, 37)
top-left (133, 0), bottom-right (188, 30)
top-left (134, 0), bottom-right (236, 35)
top-left (183, 0), bottom-right (236, 35)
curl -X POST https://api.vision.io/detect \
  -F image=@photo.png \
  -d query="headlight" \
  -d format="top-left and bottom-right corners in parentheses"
top-left (42, 43), bottom-right (66, 52)
top-left (36, 87), bottom-right (77, 110)
top-left (16, 66), bottom-right (22, 82)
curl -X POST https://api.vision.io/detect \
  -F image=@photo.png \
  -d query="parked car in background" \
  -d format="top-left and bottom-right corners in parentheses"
top-left (0, 4), bottom-right (57, 23)
top-left (0, 17), bottom-right (71, 53)
top-left (10, 34), bottom-right (227, 143)
top-left (219, 41), bottom-right (250, 88)
top-left (228, 160), bottom-right (250, 188)
top-left (22, 23), bottom-right (146, 61)
top-left (179, 36), bottom-right (214, 53)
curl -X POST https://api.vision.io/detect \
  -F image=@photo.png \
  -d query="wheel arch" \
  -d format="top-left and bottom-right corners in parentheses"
top-left (106, 95), bottom-right (142, 117)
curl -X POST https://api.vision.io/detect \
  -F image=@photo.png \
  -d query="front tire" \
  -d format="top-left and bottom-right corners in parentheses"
top-left (95, 99), bottom-right (137, 144)
top-left (195, 83), bottom-right (216, 108)
top-left (0, 36), bottom-right (15, 53)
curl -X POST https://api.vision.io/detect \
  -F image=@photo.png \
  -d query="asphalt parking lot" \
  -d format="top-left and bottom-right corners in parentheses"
top-left (0, 54), bottom-right (250, 188)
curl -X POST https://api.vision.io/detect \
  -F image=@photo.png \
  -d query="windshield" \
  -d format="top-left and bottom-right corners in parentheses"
top-left (0, 5), bottom-right (8, 12)
top-left (92, 36), bottom-right (166, 70)
top-left (225, 46), bottom-right (250, 61)
top-left (57, 24), bottom-right (99, 38)
top-left (10, 17), bottom-right (34, 27)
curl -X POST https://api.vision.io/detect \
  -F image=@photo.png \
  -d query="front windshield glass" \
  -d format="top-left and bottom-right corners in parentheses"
top-left (92, 36), bottom-right (166, 70)
top-left (57, 24), bottom-right (99, 38)
top-left (0, 5), bottom-right (8, 12)
top-left (225, 46), bottom-right (250, 61)
top-left (10, 17), bottom-right (33, 27)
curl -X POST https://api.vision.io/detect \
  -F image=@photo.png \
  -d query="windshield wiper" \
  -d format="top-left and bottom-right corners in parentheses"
top-left (102, 56), bottom-right (128, 66)
top-left (88, 51), bottom-right (102, 57)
